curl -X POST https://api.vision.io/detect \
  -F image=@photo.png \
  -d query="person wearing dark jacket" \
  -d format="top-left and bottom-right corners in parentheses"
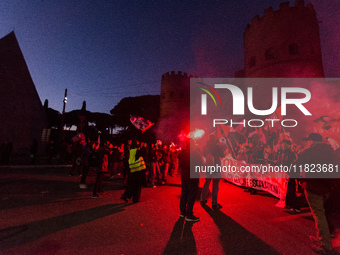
top-left (179, 139), bottom-right (202, 222)
top-left (276, 140), bottom-right (300, 212)
top-left (296, 133), bottom-right (336, 254)
top-left (200, 133), bottom-right (225, 209)
top-left (92, 143), bottom-right (110, 198)
top-left (161, 145), bottom-right (171, 182)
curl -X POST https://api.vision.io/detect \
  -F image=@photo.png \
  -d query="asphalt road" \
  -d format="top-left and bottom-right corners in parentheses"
top-left (0, 165), bottom-right (339, 255)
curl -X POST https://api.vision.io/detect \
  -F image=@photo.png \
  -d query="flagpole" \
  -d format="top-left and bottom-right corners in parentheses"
top-left (275, 109), bottom-right (286, 133)
top-left (226, 137), bottom-right (237, 159)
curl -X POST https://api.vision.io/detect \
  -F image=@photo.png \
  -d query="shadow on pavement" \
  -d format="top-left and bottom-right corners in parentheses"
top-left (0, 178), bottom-right (93, 210)
top-left (0, 203), bottom-right (131, 251)
top-left (0, 176), bottom-right (125, 210)
top-left (201, 204), bottom-right (281, 255)
top-left (162, 217), bottom-right (197, 255)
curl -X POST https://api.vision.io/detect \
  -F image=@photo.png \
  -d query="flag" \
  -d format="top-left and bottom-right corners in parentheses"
top-left (248, 130), bottom-right (257, 138)
top-left (71, 133), bottom-right (85, 143)
top-left (220, 124), bottom-right (230, 138)
top-left (255, 126), bottom-right (267, 144)
top-left (215, 125), bottom-right (237, 158)
top-left (216, 124), bottom-right (230, 141)
top-left (313, 116), bottom-right (339, 130)
top-left (234, 119), bottom-right (247, 137)
top-left (264, 106), bottom-right (282, 132)
top-left (130, 115), bottom-right (154, 132)
top-left (326, 137), bottom-right (339, 151)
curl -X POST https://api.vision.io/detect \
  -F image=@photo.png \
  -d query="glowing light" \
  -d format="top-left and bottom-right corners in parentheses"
top-left (190, 129), bottom-right (205, 139)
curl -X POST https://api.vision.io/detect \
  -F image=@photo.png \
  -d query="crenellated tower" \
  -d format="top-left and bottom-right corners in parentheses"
top-left (157, 71), bottom-right (191, 143)
top-left (243, 0), bottom-right (324, 78)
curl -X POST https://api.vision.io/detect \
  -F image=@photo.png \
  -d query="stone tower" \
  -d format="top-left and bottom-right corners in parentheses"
top-left (243, 0), bottom-right (324, 78)
top-left (157, 71), bottom-right (191, 143)
top-left (0, 32), bottom-right (48, 155)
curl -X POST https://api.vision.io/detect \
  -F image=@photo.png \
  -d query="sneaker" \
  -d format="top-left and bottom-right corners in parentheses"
top-left (186, 215), bottom-right (200, 222)
top-left (310, 235), bottom-right (321, 245)
top-left (79, 183), bottom-right (87, 189)
top-left (212, 204), bottom-right (223, 210)
top-left (200, 200), bottom-right (207, 205)
top-left (179, 212), bottom-right (186, 218)
top-left (289, 208), bottom-right (302, 213)
top-left (120, 196), bottom-right (128, 203)
top-left (92, 194), bottom-right (102, 199)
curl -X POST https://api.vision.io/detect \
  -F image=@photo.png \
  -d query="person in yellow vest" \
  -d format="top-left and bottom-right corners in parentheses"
top-left (121, 140), bottom-right (147, 203)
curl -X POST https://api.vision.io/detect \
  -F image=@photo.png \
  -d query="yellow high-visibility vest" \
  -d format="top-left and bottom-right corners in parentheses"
top-left (129, 148), bottom-right (146, 173)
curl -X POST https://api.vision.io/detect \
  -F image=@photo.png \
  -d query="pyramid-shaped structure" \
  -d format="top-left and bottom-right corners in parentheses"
top-left (0, 31), bottom-right (47, 156)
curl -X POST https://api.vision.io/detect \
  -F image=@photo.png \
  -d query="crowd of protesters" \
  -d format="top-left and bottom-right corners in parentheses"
top-left (190, 130), bottom-right (340, 254)
top-left (66, 136), bottom-right (182, 199)
top-left (64, 129), bottom-right (339, 254)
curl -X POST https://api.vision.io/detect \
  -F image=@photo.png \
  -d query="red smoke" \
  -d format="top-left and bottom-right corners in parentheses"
top-left (305, 81), bottom-right (340, 144)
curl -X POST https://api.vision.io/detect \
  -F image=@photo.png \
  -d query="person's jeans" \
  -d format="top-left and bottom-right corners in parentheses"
top-left (305, 190), bottom-right (332, 250)
top-left (150, 162), bottom-right (161, 185)
top-left (80, 164), bottom-right (89, 184)
top-left (285, 178), bottom-right (301, 210)
top-left (162, 163), bottom-right (169, 180)
top-left (93, 172), bottom-right (104, 195)
top-left (180, 180), bottom-right (199, 217)
top-left (200, 178), bottom-right (220, 206)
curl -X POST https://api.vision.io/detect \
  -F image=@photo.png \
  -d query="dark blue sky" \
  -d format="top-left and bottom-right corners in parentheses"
top-left (0, 0), bottom-right (339, 114)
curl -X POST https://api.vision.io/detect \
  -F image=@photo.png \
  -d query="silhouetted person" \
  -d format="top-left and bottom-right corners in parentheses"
top-left (92, 142), bottom-right (110, 198)
top-left (69, 141), bottom-right (83, 176)
top-left (1, 140), bottom-right (13, 165)
top-left (200, 133), bottom-right (225, 209)
top-left (46, 140), bottom-right (55, 164)
top-left (121, 140), bottom-right (147, 203)
top-left (179, 138), bottom-right (202, 222)
top-left (276, 140), bottom-right (300, 212)
top-left (79, 139), bottom-right (92, 189)
top-left (30, 139), bottom-right (38, 164)
top-left (296, 133), bottom-right (336, 254)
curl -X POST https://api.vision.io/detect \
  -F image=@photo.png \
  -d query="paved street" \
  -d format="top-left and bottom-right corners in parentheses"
top-left (0, 165), bottom-right (339, 255)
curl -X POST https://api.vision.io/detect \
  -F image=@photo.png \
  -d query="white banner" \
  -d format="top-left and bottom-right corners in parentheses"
top-left (220, 156), bottom-right (289, 207)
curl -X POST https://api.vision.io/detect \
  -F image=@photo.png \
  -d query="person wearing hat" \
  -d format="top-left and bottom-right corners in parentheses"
top-left (296, 133), bottom-right (336, 254)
